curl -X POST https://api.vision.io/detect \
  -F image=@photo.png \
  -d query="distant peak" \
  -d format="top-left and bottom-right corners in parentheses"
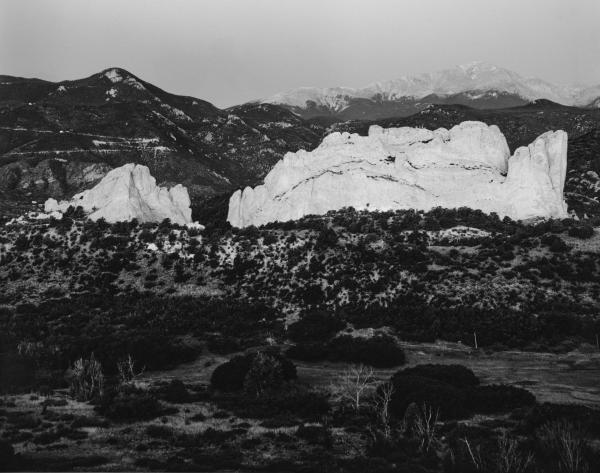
top-left (457, 61), bottom-right (500, 73)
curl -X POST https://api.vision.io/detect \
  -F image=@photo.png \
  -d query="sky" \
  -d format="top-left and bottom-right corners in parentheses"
top-left (1, 0), bottom-right (599, 107)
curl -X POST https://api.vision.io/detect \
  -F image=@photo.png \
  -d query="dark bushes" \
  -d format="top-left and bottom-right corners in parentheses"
top-left (287, 335), bottom-right (406, 368)
top-left (210, 350), bottom-right (296, 393)
top-left (387, 364), bottom-right (536, 419)
top-left (521, 403), bottom-right (600, 436)
top-left (0, 441), bottom-right (15, 471)
top-left (296, 424), bottom-right (332, 447)
top-left (243, 352), bottom-right (287, 397)
top-left (286, 342), bottom-right (329, 362)
top-left (145, 424), bottom-right (174, 440)
top-left (96, 386), bottom-right (165, 421)
top-left (467, 384), bottom-right (535, 414)
top-left (568, 224), bottom-right (594, 239)
top-left (2, 295), bottom-right (280, 375)
top-left (0, 352), bottom-right (37, 393)
top-left (213, 385), bottom-right (330, 421)
top-left (153, 379), bottom-right (191, 404)
top-left (287, 310), bottom-right (345, 342)
top-left (541, 234), bottom-right (569, 252)
top-left (535, 420), bottom-right (595, 473)
top-left (327, 335), bottom-right (406, 367)
top-left (388, 374), bottom-right (470, 420)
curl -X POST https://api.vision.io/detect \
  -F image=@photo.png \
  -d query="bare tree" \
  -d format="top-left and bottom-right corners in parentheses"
top-left (373, 382), bottom-right (395, 439)
top-left (69, 353), bottom-right (104, 401)
top-left (496, 432), bottom-right (534, 473)
top-left (330, 364), bottom-right (376, 412)
top-left (537, 420), bottom-right (590, 473)
top-left (117, 354), bottom-right (145, 385)
top-left (462, 437), bottom-right (485, 472)
top-left (413, 403), bottom-right (439, 453)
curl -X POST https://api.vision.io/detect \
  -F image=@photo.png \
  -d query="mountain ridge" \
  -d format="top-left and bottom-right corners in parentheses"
top-left (260, 62), bottom-right (600, 119)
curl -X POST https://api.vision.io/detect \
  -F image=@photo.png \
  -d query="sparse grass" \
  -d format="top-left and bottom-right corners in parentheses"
top-left (536, 420), bottom-right (591, 473)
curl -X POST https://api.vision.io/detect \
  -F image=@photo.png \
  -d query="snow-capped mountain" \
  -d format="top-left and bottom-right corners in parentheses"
top-left (261, 62), bottom-right (600, 119)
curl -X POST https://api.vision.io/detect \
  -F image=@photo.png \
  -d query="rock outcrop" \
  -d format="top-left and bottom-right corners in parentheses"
top-left (227, 121), bottom-right (568, 227)
top-left (45, 163), bottom-right (194, 225)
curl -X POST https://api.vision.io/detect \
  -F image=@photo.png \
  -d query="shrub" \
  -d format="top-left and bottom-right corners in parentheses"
top-left (145, 424), bottom-right (174, 440)
top-left (156, 379), bottom-right (191, 404)
top-left (116, 354), bottom-right (144, 385)
top-left (542, 234), bottom-right (569, 252)
top-left (287, 310), bottom-right (345, 342)
top-left (568, 225), bottom-right (594, 239)
top-left (207, 336), bottom-right (241, 355)
top-left (286, 342), bottom-right (329, 362)
top-left (210, 350), bottom-right (296, 392)
top-left (467, 384), bottom-right (535, 414)
top-left (211, 356), bottom-right (251, 392)
top-left (96, 386), bottom-right (164, 421)
top-left (296, 424), bottom-right (332, 447)
top-left (0, 441), bottom-right (15, 471)
top-left (495, 433), bottom-right (534, 473)
top-left (327, 335), bottom-right (406, 367)
top-left (522, 403), bottom-right (600, 437)
top-left (243, 352), bottom-right (285, 398)
top-left (69, 354), bottom-right (104, 401)
top-left (288, 335), bottom-right (406, 368)
top-left (411, 404), bottom-right (440, 453)
top-left (0, 352), bottom-right (37, 393)
top-left (214, 384), bottom-right (329, 421)
top-left (388, 375), bottom-right (470, 420)
top-left (393, 364), bottom-right (479, 389)
top-left (536, 420), bottom-right (591, 473)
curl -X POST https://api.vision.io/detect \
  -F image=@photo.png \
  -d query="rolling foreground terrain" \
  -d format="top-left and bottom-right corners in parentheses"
top-left (1, 207), bottom-right (600, 471)
top-left (1, 65), bottom-right (600, 472)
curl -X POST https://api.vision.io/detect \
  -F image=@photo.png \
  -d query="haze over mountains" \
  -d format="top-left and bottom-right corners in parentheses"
top-left (260, 62), bottom-right (600, 119)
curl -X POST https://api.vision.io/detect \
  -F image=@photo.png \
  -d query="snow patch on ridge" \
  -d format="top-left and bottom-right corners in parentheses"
top-left (104, 69), bottom-right (123, 83)
top-left (262, 62), bottom-right (600, 109)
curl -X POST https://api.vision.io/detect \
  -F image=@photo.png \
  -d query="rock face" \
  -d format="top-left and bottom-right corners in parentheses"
top-left (227, 121), bottom-right (568, 227)
top-left (45, 163), bottom-right (193, 225)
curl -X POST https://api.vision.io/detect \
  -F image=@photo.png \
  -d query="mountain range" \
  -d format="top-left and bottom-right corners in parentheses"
top-left (1, 63), bottom-right (600, 220)
top-left (260, 61), bottom-right (600, 119)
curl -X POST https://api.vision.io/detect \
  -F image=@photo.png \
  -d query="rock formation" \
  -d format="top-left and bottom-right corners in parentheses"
top-left (44, 163), bottom-right (195, 225)
top-left (227, 121), bottom-right (568, 227)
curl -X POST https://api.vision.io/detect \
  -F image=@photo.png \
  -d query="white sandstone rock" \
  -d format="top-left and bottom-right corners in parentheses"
top-left (227, 121), bottom-right (568, 227)
top-left (44, 163), bottom-right (196, 225)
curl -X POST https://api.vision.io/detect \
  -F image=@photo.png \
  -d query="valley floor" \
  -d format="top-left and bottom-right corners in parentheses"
top-left (3, 343), bottom-right (599, 472)
top-left (142, 342), bottom-right (600, 407)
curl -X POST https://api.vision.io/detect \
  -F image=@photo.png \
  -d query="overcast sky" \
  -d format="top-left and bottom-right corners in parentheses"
top-left (2, 0), bottom-right (599, 107)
